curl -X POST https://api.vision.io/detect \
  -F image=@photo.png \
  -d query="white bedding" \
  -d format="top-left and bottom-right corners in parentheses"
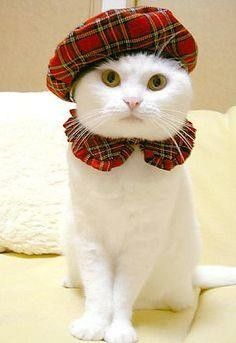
top-left (0, 92), bottom-right (73, 254)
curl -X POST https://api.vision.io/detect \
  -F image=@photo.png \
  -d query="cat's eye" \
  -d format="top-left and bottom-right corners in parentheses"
top-left (101, 70), bottom-right (120, 87)
top-left (148, 74), bottom-right (167, 91)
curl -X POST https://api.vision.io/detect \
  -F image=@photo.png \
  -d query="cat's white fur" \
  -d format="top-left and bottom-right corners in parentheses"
top-left (61, 54), bottom-right (236, 343)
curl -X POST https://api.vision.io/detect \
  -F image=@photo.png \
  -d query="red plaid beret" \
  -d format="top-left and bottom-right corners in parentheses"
top-left (47, 7), bottom-right (197, 102)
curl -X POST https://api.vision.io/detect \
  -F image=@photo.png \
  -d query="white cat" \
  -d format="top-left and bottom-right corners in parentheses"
top-left (61, 53), bottom-right (236, 343)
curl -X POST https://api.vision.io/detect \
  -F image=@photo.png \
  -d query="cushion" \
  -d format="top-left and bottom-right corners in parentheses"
top-left (0, 92), bottom-right (72, 254)
top-left (188, 107), bottom-right (236, 265)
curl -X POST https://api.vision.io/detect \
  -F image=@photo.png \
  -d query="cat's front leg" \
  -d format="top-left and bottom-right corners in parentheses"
top-left (105, 240), bottom-right (158, 343)
top-left (61, 203), bottom-right (82, 288)
top-left (70, 235), bottom-right (113, 341)
top-left (62, 235), bottom-right (82, 288)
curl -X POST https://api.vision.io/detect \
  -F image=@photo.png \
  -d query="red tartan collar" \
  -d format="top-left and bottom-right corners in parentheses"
top-left (63, 109), bottom-right (196, 172)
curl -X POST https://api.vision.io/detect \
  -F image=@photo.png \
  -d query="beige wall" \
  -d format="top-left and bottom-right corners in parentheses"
top-left (0, 0), bottom-right (235, 111)
top-left (0, 0), bottom-right (101, 93)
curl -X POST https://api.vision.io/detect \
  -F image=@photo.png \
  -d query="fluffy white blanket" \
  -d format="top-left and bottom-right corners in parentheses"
top-left (0, 92), bottom-right (73, 254)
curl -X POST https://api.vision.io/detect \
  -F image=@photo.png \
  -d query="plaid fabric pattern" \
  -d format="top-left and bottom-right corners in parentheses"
top-left (63, 110), bottom-right (196, 172)
top-left (47, 7), bottom-right (198, 101)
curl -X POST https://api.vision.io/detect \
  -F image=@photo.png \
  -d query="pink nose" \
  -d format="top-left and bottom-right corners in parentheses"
top-left (123, 97), bottom-right (142, 110)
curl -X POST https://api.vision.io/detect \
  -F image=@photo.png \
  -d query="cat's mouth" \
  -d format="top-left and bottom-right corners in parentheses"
top-left (120, 114), bottom-right (143, 123)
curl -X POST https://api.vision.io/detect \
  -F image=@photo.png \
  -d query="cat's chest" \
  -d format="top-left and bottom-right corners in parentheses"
top-left (68, 148), bottom-right (184, 254)
top-left (68, 147), bottom-right (181, 206)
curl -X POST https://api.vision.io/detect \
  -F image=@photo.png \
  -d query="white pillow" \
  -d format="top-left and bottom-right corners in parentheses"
top-left (0, 92), bottom-right (73, 254)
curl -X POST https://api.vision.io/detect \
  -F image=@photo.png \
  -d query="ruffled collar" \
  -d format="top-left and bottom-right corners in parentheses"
top-left (63, 109), bottom-right (196, 172)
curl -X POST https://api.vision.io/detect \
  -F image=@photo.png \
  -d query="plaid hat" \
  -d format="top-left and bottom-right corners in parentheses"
top-left (47, 6), bottom-right (197, 102)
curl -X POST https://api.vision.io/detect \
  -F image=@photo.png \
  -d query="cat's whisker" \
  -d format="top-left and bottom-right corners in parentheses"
top-left (144, 106), bottom-right (184, 120)
top-left (72, 127), bottom-right (88, 143)
top-left (157, 113), bottom-right (195, 134)
top-left (67, 117), bottom-right (98, 139)
top-left (158, 108), bottom-right (188, 115)
top-left (73, 119), bottom-right (109, 152)
top-left (145, 111), bottom-right (193, 151)
top-left (144, 104), bottom-right (186, 117)
top-left (73, 131), bottom-right (92, 153)
top-left (71, 112), bottom-right (114, 152)
top-left (68, 113), bottom-right (112, 139)
top-left (67, 121), bottom-right (98, 143)
top-left (64, 110), bottom-right (105, 130)
top-left (154, 114), bottom-right (193, 150)
top-left (159, 111), bottom-right (194, 132)
top-left (70, 116), bottom-right (109, 142)
top-left (150, 118), bottom-right (186, 163)
top-left (143, 105), bottom-right (195, 134)
top-left (159, 110), bottom-right (194, 126)
top-left (81, 113), bottom-right (112, 124)
top-left (73, 126), bottom-right (96, 152)
top-left (156, 109), bottom-right (192, 126)
top-left (149, 118), bottom-right (185, 163)
top-left (67, 108), bottom-right (114, 123)
top-left (68, 126), bottom-right (86, 141)
top-left (162, 122), bottom-right (193, 151)
top-left (160, 116), bottom-right (196, 144)
top-left (65, 122), bottom-right (80, 136)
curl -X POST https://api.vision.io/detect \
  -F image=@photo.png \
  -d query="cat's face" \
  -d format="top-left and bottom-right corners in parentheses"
top-left (73, 53), bottom-right (192, 141)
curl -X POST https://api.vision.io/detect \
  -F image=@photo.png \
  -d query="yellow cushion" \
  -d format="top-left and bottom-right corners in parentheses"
top-left (187, 107), bottom-right (236, 265)
top-left (1, 107), bottom-right (236, 342)
top-left (0, 254), bottom-right (200, 343)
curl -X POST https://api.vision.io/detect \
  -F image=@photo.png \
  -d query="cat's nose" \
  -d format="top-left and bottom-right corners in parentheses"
top-left (123, 97), bottom-right (143, 110)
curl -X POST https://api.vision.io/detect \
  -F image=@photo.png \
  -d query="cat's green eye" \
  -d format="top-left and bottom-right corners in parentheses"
top-left (101, 70), bottom-right (121, 87)
top-left (148, 74), bottom-right (167, 91)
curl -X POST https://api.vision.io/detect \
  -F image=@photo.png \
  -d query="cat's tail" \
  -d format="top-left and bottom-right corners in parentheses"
top-left (193, 265), bottom-right (236, 289)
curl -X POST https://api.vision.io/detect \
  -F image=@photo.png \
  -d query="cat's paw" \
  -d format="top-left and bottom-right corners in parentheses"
top-left (105, 320), bottom-right (138, 343)
top-left (62, 276), bottom-right (81, 288)
top-left (70, 316), bottom-right (109, 340)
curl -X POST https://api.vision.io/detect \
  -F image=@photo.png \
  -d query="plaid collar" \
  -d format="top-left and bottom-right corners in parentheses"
top-left (64, 109), bottom-right (196, 172)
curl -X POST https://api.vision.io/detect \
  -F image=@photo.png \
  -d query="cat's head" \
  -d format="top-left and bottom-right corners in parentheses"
top-left (72, 53), bottom-right (192, 141)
